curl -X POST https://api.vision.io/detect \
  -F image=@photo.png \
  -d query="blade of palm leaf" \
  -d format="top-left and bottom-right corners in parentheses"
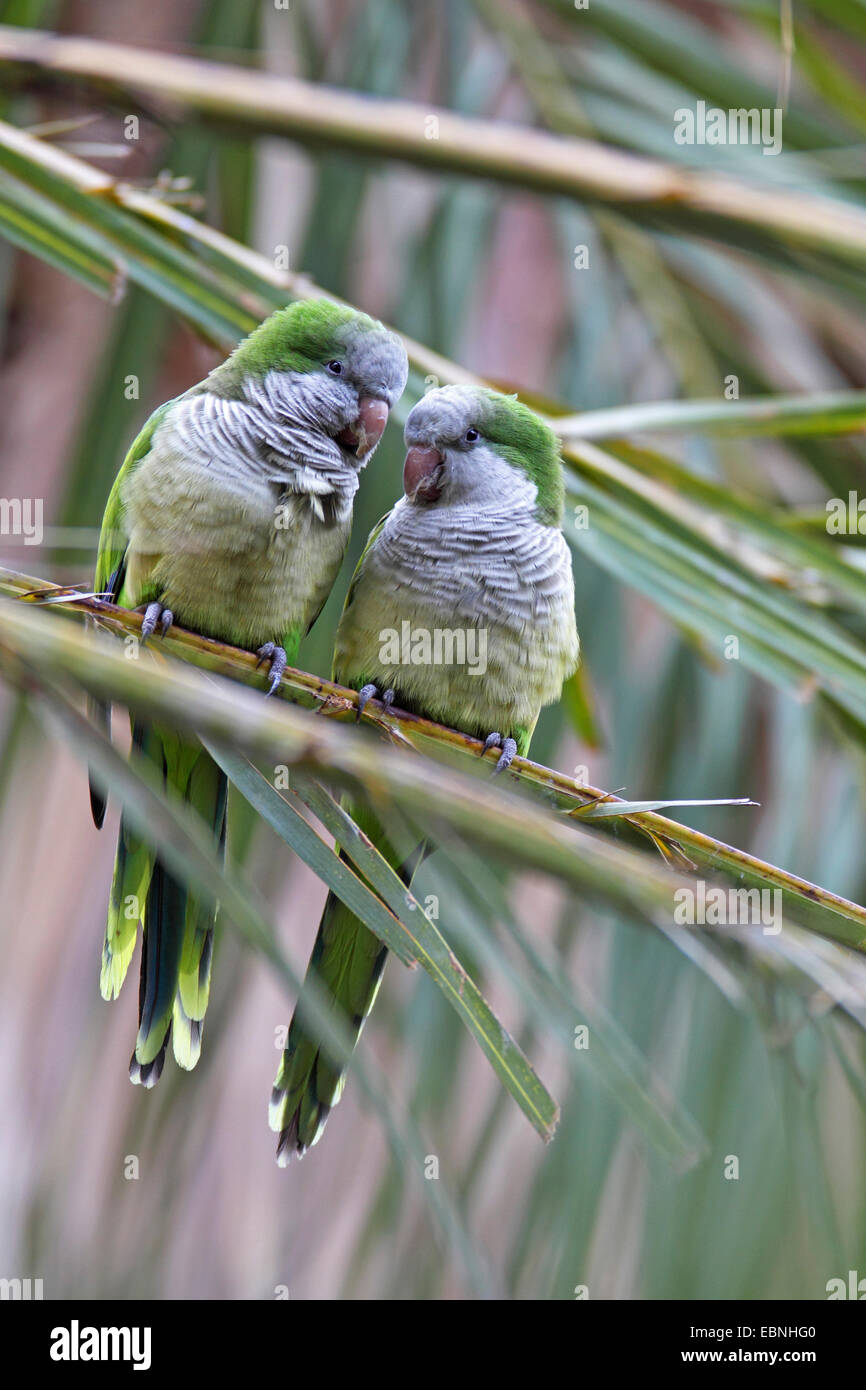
top-left (558, 390), bottom-right (866, 441)
top-left (566, 502), bottom-right (816, 693)
top-left (565, 479), bottom-right (866, 722)
top-left (0, 177), bottom-right (117, 294)
top-left (500, 9), bottom-right (854, 463)
top-left (601, 439), bottom-right (866, 615)
top-left (0, 155), bottom-right (258, 346)
top-left (204, 750), bottom-right (420, 968)
top-left (728, 922), bottom-right (866, 1033)
top-left (0, 600), bottom-right (696, 918)
top-left (472, 0), bottom-right (773, 493)
top-left (658, 249), bottom-right (866, 483)
top-left (785, 13), bottom-right (866, 137)
top-left (206, 753), bottom-right (559, 1143)
top-left (574, 797), bottom-right (756, 819)
top-left (461, 889), bottom-right (608, 1228)
top-left (545, 0), bottom-right (845, 149)
top-left (566, 442), bottom-right (866, 681)
top-left (650, 919), bottom-right (749, 1009)
top-left (7, 24), bottom-right (866, 264)
top-left (56, 4), bottom-right (255, 558)
top-left (6, 89), bottom-right (866, 427)
top-left (773, 1043), bottom-right (847, 1270)
top-left (504, 913), bottom-right (632, 1295)
top-left (423, 843), bottom-right (708, 1169)
top-left (659, 908), bottom-right (866, 1042)
top-left (823, 1012), bottom-right (866, 1116)
top-left (792, 0), bottom-right (866, 45)
top-left (11, 111), bottom-right (866, 493)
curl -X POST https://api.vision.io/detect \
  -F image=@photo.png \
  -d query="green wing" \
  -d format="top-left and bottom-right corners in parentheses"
top-left (331, 511), bottom-right (389, 683)
top-left (94, 395), bottom-right (179, 598)
top-left (89, 395), bottom-right (180, 828)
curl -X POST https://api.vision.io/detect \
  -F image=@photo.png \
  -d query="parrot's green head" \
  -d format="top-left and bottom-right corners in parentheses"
top-left (402, 385), bottom-right (565, 525)
top-left (210, 298), bottom-right (409, 468)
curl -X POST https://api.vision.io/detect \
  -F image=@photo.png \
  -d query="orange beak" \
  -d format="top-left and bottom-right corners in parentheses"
top-left (337, 397), bottom-right (389, 457)
top-left (403, 445), bottom-right (445, 502)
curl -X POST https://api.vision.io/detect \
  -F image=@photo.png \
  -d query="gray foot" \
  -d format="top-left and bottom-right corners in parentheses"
top-left (139, 601), bottom-right (173, 642)
top-left (357, 683), bottom-right (395, 721)
top-left (483, 731), bottom-right (518, 774)
top-left (256, 642), bottom-right (288, 697)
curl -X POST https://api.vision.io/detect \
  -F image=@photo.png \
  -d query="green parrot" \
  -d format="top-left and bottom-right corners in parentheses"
top-left (270, 383), bottom-right (580, 1160)
top-left (92, 298), bottom-right (408, 1087)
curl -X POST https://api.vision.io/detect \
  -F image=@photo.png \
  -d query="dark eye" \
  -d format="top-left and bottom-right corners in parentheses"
top-left (464, 427), bottom-right (479, 443)
top-left (326, 360), bottom-right (343, 376)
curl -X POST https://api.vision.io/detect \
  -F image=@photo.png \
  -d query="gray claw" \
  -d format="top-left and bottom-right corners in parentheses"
top-left (256, 642), bottom-right (287, 697)
top-left (482, 731), bottom-right (517, 773)
top-left (140, 600), bottom-right (170, 642)
top-left (494, 737), bottom-right (518, 774)
top-left (356, 684), bottom-right (396, 720)
top-left (357, 683), bottom-right (378, 721)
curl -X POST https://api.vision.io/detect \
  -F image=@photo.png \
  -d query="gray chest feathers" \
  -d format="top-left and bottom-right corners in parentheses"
top-left (120, 391), bottom-right (354, 642)
top-left (368, 497), bottom-right (576, 634)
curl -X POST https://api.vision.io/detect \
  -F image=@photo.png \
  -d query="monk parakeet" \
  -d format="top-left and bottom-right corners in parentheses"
top-left (92, 298), bottom-right (408, 1086)
top-left (270, 383), bottom-right (580, 1160)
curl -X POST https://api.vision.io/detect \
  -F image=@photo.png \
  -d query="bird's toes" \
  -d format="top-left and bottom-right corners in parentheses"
top-left (256, 642), bottom-right (288, 697)
top-left (494, 736), bottom-right (518, 775)
top-left (357, 682), bottom-right (379, 721)
top-left (482, 730), bottom-right (517, 773)
top-left (140, 600), bottom-right (171, 643)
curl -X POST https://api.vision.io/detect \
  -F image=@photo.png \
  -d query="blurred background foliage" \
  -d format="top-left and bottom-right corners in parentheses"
top-left (2, 0), bottom-right (866, 1299)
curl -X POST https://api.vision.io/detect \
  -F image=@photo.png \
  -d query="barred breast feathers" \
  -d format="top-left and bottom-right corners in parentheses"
top-left (372, 494), bottom-right (577, 633)
top-left (172, 373), bottom-right (359, 499)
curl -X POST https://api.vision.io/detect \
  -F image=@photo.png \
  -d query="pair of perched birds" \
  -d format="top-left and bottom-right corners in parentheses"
top-left (92, 298), bottom-right (579, 1162)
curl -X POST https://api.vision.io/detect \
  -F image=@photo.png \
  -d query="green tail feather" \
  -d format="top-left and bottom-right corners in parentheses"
top-left (172, 897), bottom-right (216, 1071)
top-left (269, 889), bottom-right (388, 1161)
top-left (101, 719), bottom-right (226, 1086)
top-left (88, 564), bottom-right (125, 830)
top-left (270, 801), bottom-right (407, 1162)
top-left (171, 755), bottom-right (226, 1070)
top-left (101, 816), bottom-right (153, 1000)
top-left (88, 694), bottom-right (111, 828)
top-left (130, 859), bottom-right (187, 1086)
top-left (101, 720), bottom-right (158, 1001)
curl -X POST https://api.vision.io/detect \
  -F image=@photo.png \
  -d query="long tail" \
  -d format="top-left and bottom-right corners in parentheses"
top-left (270, 799), bottom-right (414, 1163)
top-left (101, 721), bottom-right (226, 1086)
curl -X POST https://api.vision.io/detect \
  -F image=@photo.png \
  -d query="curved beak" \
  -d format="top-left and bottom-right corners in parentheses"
top-left (337, 397), bottom-right (389, 459)
top-left (403, 445), bottom-right (445, 503)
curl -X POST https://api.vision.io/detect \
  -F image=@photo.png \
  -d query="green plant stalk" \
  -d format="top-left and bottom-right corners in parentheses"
top-left (557, 390), bottom-right (866, 440)
top-left (2, 570), bottom-right (866, 953)
top-left (3, 29), bottom-right (866, 265)
top-left (599, 440), bottom-right (866, 613)
top-left (564, 454), bottom-right (866, 712)
top-left (5, 114), bottom-right (866, 451)
top-left (0, 586), bottom-right (697, 914)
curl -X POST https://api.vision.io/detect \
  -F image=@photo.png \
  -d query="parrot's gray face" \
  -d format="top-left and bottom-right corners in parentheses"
top-left (402, 384), bottom-right (536, 510)
top-left (252, 323), bottom-right (408, 477)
